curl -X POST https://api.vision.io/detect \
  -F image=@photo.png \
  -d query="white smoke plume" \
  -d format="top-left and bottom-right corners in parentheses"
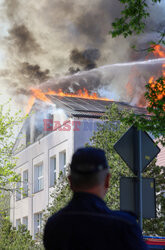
top-left (0, 0), bottom-right (164, 109)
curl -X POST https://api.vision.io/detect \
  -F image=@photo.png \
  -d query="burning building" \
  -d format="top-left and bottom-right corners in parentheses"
top-left (9, 41), bottom-right (165, 238)
top-left (0, 0), bottom-right (163, 239)
top-left (10, 92), bottom-right (148, 237)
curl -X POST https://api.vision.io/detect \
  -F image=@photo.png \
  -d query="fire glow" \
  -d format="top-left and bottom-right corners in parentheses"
top-left (26, 88), bottom-right (111, 113)
top-left (126, 45), bottom-right (165, 108)
top-left (26, 45), bottom-right (165, 113)
top-left (148, 45), bottom-right (165, 108)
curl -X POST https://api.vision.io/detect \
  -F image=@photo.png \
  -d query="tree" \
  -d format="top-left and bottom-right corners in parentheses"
top-left (91, 104), bottom-right (165, 235)
top-left (143, 160), bottom-right (165, 236)
top-left (88, 104), bottom-right (133, 209)
top-left (110, 0), bottom-right (165, 47)
top-left (110, 1), bottom-right (165, 146)
top-left (0, 216), bottom-right (40, 250)
top-left (44, 104), bottom-right (165, 236)
top-left (43, 172), bottom-right (72, 222)
top-left (0, 100), bottom-right (26, 195)
top-left (123, 76), bottom-right (165, 146)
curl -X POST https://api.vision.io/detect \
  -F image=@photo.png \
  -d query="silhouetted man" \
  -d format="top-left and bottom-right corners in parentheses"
top-left (44, 147), bottom-right (148, 250)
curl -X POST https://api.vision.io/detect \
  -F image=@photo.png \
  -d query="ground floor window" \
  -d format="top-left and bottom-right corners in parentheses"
top-left (50, 157), bottom-right (57, 187)
top-left (34, 164), bottom-right (44, 193)
top-left (16, 218), bottom-right (21, 229)
top-left (59, 150), bottom-right (66, 176)
top-left (34, 212), bottom-right (43, 237)
top-left (22, 216), bottom-right (28, 230)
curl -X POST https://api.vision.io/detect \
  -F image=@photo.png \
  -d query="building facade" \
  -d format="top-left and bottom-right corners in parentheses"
top-left (10, 96), bottom-right (107, 237)
top-left (11, 96), bottom-right (164, 237)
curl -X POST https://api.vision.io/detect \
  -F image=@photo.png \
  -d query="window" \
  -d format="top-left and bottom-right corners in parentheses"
top-left (34, 213), bottom-right (42, 236)
top-left (23, 170), bottom-right (28, 198)
top-left (22, 216), bottom-right (28, 229)
top-left (34, 111), bottom-right (46, 141)
top-left (34, 164), bottom-right (44, 193)
top-left (16, 176), bottom-right (21, 201)
top-left (60, 151), bottom-right (66, 176)
top-left (16, 219), bottom-right (21, 229)
top-left (50, 157), bottom-right (57, 187)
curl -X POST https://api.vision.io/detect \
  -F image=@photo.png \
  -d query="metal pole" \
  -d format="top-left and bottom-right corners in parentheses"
top-left (138, 129), bottom-right (143, 231)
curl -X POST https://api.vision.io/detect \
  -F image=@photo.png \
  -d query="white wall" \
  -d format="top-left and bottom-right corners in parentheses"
top-left (10, 120), bottom-right (74, 236)
top-left (10, 117), bottom-right (98, 237)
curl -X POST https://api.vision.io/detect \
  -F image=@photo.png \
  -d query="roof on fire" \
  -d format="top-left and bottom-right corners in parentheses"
top-left (13, 96), bottom-right (147, 154)
top-left (47, 95), bottom-right (147, 118)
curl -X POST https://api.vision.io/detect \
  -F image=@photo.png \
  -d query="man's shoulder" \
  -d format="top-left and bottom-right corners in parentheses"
top-left (47, 207), bottom-right (137, 229)
top-left (46, 207), bottom-right (67, 225)
top-left (111, 210), bottom-right (138, 224)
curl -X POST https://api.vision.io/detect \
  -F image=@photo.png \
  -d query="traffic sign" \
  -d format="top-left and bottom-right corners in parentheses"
top-left (120, 177), bottom-right (156, 219)
top-left (114, 126), bottom-right (160, 175)
top-left (114, 126), bottom-right (160, 230)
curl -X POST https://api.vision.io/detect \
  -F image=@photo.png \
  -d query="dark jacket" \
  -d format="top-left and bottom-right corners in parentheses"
top-left (43, 192), bottom-right (148, 250)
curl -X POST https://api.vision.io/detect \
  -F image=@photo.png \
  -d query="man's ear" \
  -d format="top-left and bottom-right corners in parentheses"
top-left (105, 173), bottom-right (111, 189)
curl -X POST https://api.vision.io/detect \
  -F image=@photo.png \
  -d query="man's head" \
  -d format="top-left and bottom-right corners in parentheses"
top-left (69, 147), bottom-right (111, 199)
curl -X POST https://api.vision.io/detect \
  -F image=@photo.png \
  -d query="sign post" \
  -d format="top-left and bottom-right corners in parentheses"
top-left (138, 130), bottom-right (143, 230)
top-left (114, 125), bottom-right (160, 229)
top-left (120, 177), bottom-right (156, 219)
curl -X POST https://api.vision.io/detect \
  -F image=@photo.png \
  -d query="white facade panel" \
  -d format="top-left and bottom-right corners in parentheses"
top-left (11, 118), bottom-right (76, 237)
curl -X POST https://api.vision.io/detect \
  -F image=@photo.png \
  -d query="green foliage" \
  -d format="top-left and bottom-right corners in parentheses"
top-left (44, 172), bottom-right (72, 220)
top-left (44, 104), bottom-right (164, 236)
top-left (123, 77), bottom-right (165, 146)
top-left (110, 0), bottom-right (165, 50)
top-left (38, 172), bottom-right (72, 248)
top-left (0, 192), bottom-right (10, 216)
top-left (143, 161), bottom-right (165, 236)
top-left (0, 100), bottom-right (26, 194)
top-left (90, 104), bottom-right (165, 235)
top-left (88, 103), bottom-right (133, 209)
top-left (110, 0), bottom-right (162, 38)
top-left (0, 216), bottom-right (40, 250)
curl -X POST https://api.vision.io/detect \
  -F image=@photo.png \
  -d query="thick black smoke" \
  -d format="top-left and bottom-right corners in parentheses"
top-left (70, 48), bottom-right (100, 70)
top-left (20, 63), bottom-right (50, 82)
top-left (8, 24), bottom-right (41, 55)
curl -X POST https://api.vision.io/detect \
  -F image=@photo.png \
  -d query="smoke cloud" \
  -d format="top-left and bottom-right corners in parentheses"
top-left (70, 48), bottom-right (100, 70)
top-left (8, 24), bottom-right (41, 55)
top-left (0, 0), bottom-right (164, 108)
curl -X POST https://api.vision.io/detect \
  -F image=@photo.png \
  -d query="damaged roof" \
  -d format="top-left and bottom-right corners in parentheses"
top-left (13, 96), bottom-right (147, 154)
top-left (47, 95), bottom-right (147, 118)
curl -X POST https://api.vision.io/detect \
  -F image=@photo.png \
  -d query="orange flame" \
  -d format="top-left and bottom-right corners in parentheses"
top-left (126, 45), bottom-right (165, 108)
top-left (152, 44), bottom-right (165, 58)
top-left (148, 45), bottom-right (165, 109)
top-left (46, 88), bottom-right (110, 101)
top-left (26, 87), bottom-right (111, 113)
top-left (26, 96), bottom-right (35, 113)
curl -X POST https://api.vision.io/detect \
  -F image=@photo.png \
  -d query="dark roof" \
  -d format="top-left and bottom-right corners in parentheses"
top-left (13, 96), bottom-right (147, 154)
top-left (47, 95), bottom-right (147, 118)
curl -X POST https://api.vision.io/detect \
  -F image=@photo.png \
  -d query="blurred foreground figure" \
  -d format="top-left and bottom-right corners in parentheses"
top-left (43, 147), bottom-right (148, 250)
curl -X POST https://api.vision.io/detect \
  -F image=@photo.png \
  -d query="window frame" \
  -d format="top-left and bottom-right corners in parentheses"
top-left (23, 170), bottom-right (28, 198)
top-left (16, 175), bottom-right (21, 201)
top-left (60, 150), bottom-right (66, 176)
top-left (34, 212), bottom-right (43, 237)
top-left (22, 216), bottom-right (28, 229)
top-left (50, 156), bottom-right (57, 187)
top-left (34, 163), bottom-right (44, 193)
top-left (63, 151), bottom-right (66, 176)
top-left (16, 218), bottom-right (21, 229)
